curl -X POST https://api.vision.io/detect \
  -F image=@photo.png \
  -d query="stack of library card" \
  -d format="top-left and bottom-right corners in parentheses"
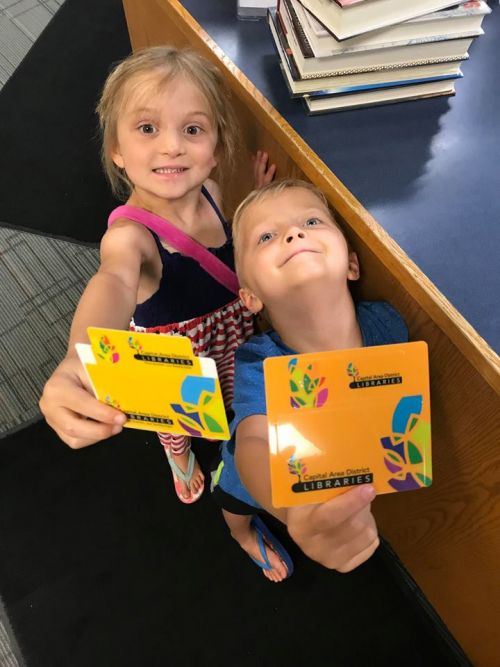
top-left (268, 0), bottom-right (491, 113)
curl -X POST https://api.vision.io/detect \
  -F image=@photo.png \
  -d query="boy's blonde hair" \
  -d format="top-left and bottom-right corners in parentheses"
top-left (232, 178), bottom-right (344, 279)
top-left (96, 46), bottom-right (239, 199)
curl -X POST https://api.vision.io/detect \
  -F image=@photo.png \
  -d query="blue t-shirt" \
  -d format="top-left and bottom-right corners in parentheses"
top-left (217, 301), bottom-right (408, 508)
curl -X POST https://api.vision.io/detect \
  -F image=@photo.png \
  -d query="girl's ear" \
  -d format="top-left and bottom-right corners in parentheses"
top-left (111, 146), bottom-right (125, 169)
top-left (347, 252), bottom-right (360, 281)
top-left (239, 287), bottom-right (264, 314)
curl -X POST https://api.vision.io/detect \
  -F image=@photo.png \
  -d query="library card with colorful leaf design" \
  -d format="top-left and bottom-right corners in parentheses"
top-left (76, 328), bottom-right (229, 439)
top-left (264, 341), bottom-right (431, 507)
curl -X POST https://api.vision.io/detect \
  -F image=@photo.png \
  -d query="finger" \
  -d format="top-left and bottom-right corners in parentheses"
top-left (264, 164), bottom-right (277, 184)
top-left (48, 407), bottom-right (124, 448)
top-left (314, 485), bottom-right (376, 531)
top-left (54, 385), bottom-right (126, 426)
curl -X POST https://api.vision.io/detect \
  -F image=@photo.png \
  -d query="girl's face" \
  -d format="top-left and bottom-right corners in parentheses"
top-left (111, 74), bottom-right (218, 207)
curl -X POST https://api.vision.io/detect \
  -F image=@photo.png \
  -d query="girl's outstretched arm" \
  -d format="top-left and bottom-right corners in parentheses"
top-left (39, 221), bottom-right (155, 448)
top-left (235, 414), bottom-right (379, 572)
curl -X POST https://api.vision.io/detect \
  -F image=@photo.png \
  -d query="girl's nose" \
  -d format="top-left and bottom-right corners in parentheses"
top-left (285, 228), bottom-right (305, 243)
top-left (160, 130), bottom-right (184, 156)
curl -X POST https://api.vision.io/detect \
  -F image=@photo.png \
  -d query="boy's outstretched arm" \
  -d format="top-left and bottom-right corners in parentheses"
top-left (235, 414), bottom-right (379, 572)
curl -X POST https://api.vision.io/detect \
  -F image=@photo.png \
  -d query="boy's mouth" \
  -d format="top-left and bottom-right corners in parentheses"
top-left (281, 248), bottom-right (318, 265)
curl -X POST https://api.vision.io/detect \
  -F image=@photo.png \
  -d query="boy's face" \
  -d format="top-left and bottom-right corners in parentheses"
top-left (237, 187), bottom-right (359, 313)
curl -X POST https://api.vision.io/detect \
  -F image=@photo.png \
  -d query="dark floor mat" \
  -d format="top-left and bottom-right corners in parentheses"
top-left (0, 0), bottom-right (130, 243)
top-left (0, 419), bottom-right (468, 667)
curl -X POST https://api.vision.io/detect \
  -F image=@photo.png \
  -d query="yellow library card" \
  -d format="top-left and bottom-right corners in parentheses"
top-left (264, 341), bottom-right (431, 507)
top-left (76, 328), bottom-right (229, 439)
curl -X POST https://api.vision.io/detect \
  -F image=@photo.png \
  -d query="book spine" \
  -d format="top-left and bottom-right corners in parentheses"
top-left (282, 0), bottom-right (315, 58)
top-left (272, 9), bottom-right (302, 81)
top-left (299, 54), bottom-right (468, 80)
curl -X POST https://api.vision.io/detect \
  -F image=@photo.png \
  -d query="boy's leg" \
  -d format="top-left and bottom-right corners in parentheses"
top-left (221, 509), bottom-right (289, 583)
top-left (158, 433), bottom-right (204, 501)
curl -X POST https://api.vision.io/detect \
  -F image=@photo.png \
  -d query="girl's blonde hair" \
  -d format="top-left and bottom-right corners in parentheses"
top-left (96, 46), bottom-right (239, 199)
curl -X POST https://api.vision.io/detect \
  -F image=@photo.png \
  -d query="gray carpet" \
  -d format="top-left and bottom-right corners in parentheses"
top-left (0, 0), bottom-right (65, 89)
top-left (0, 598), bottom-right (23, 667)
top-left (0, 225), bottom-right (99, 436)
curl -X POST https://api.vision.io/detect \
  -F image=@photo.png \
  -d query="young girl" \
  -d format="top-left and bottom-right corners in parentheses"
top-left (39, 46), bottom-right (274, 503)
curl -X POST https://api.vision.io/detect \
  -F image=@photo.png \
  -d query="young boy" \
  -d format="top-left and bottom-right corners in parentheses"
top-left (212, 178), bottom-right (408, 582)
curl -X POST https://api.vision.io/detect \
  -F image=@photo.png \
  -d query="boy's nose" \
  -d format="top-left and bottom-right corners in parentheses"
top-left (285, 228), bottom-right (305, 243)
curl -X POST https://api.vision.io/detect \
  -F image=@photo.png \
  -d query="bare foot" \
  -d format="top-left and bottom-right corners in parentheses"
top-left (171, 450), bottom-right (205, 500)
top-left (239, 530), bottom-right (289, 583)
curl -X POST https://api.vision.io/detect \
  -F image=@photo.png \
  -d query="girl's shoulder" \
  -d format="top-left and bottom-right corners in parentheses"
top-left (203, 178), bottom-right (224, 210)
top-left (203, 178), bottom-right (222, 199)
top-left (101, 215), bottom-right (158, 259)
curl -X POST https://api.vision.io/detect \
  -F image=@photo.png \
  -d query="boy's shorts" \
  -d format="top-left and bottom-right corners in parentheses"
top-left (211, 482), bottom-right (259, 515)
top-left (210, 447), bottom-right (262, 516)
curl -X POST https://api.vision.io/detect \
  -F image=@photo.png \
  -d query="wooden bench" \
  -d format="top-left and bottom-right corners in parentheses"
top-left (122, 2), bottom-right (500, 663)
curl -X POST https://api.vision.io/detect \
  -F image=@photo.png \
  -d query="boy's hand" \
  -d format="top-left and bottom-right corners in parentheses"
top-left (286, 485), bottom-right (379, 572)
top-left (39, 355), bottom-right (127, 449)
top-left (253, 150), bottom-right (276, 189)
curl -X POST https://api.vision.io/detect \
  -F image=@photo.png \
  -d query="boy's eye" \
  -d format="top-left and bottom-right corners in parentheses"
top-left (185, 125), bottom-right (203, 136)
top-left (305, 217), bottom-right (321, 226)
top-left (138, 123), bottom-right (156, 135)
top-left (258, 232), bottom-right (274, 244)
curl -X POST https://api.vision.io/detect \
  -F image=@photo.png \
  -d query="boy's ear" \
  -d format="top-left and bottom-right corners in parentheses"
top-left (239, 287), bottom-right (264, 314)
top-left (347, 252), bottom-right (360, 281)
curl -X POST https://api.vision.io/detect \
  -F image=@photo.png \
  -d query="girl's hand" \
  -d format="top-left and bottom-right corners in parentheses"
top-left (286, 485), bottom-right (379, 572)
top-left (253, 150), bottom-right (276, 189)
top-left (39, 355), bottom-right (127, 448)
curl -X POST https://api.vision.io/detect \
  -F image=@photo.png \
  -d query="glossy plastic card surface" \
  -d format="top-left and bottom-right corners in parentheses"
top-left (76, 328), bottom-right (229, 438)
top-left (264, 341), bottom-right (431, 507)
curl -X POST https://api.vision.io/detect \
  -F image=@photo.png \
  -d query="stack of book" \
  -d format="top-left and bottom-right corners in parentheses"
top-left (268, 0), bottom-right (491, 113)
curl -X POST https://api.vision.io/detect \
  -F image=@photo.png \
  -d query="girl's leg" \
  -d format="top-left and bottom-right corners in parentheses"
top-left (159, 433), bottom-right (204, 501)
top-left (221, 509), bottom-right (289, 583)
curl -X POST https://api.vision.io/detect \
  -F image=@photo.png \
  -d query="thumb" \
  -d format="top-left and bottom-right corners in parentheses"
top-left (315, 484), bottom-right (376, 530)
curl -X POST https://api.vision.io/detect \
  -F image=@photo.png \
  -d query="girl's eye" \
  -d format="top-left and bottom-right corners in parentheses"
top-left (305, 217), bottom-right (321, 226)
top-left (258, 232), bottom-right (274, 244)
top-left (185, 125), bottom-right (202, 136)
top-left (138, 123), bottom-right (156, 135)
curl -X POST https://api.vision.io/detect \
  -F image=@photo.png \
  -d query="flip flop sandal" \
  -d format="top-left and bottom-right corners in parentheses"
top-left (165, 448), bottom-right (204, 504)
top-left (249, 515), bottom-right (294, 579)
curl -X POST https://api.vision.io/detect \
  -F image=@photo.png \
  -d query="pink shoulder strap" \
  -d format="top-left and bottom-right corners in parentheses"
top-left (108, 205), bottom-right (239, 295)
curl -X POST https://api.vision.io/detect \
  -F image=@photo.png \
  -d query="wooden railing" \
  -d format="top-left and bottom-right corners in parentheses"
top-left (122, 2), bottom-right (500, 664)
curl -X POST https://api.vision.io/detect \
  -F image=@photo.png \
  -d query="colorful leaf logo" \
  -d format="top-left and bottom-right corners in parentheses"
top-left (128, 336), bottom-right (143, 354)
top-left (288, 455), bottom-right (307, 483)
top-left (97, 335), bottom-right (119, 363)
top-left (346, 362), bottom-right (359, 380)
top-left (104, 395), bottom-right (120, 409)
top-left (380, 396), bottom-right (432, 491)
top-left (288, 357), bottom-right (328, 409)
top-left (170, 376), bottom-right (225, 437)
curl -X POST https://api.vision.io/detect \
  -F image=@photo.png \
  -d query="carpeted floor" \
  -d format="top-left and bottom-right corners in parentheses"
top-left (0, 0), bottom-right (472, 665)
top-left (0, 225), bottom-right (99, 435)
